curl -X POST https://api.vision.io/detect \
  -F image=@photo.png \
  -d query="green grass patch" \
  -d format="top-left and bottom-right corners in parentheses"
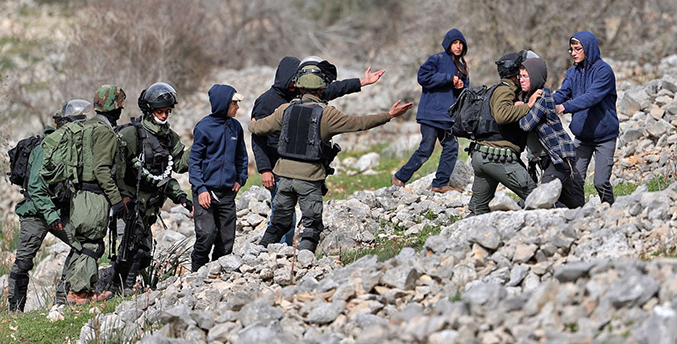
top-left (0, 296), bottom-right (127, 344)
top-left (337, 224), bottom-right (449, 265)
top-left (325, 141), bottom-right (469, 200)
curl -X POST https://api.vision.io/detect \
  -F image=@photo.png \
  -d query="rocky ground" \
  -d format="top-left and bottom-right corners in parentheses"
top-left (0, 58), bottom-right (676, 343)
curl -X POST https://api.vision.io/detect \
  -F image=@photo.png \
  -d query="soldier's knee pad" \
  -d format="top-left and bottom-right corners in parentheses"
top-left (13, 259), bottom-right (34, 274)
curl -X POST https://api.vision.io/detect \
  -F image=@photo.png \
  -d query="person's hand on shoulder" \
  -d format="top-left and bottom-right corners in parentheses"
top-left (528, 90), bottom-right (543, 108)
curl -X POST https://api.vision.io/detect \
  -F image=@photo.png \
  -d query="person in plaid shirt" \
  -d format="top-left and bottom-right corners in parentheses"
top-left (518, 57), bottom-right (585, 208)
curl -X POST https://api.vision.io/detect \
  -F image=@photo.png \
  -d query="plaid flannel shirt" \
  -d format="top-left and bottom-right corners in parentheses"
top-left (519, 88), bottom-right (576, 165)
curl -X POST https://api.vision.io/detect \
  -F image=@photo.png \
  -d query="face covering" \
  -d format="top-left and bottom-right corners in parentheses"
top-left (153, 114), bottom-right (168, 125)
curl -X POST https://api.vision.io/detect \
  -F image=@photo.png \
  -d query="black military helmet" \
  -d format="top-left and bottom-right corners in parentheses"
top-left (138, 82), bottom-right (178, 114)
top-left (495, 50), bottom-right (528, 79)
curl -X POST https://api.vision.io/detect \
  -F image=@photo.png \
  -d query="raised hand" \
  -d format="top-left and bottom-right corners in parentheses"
top-left (389, 100), bottom-right (414, 119)
top-left (360, 66), bottom-right (386, 87)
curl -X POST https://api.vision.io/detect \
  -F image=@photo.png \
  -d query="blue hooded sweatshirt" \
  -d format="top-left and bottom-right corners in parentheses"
top-left (552, 31), bottom-right (618, 143)
top-left (416, 28), bottom-right (469, 130)
top-left (189, 84), bottom-right (248, 195)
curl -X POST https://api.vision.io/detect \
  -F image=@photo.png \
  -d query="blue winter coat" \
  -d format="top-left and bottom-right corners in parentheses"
top-left (250, 56), bottom-right (362, 173)
top-left (552, 31), bottom-right (619, 143)
top-left (189, 84), bottom-right (248, 194)
top-left (416, 28), bottom-right (469, 130)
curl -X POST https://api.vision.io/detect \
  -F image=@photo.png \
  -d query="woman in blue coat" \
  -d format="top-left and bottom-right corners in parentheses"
top-left (392, 28), bottom-right (468, 192)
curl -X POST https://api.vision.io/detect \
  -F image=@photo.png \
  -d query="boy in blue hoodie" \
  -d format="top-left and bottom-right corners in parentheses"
top-left (189, 84), bottom-right (248, 272)
top-left (553, 31), bottom-right (618, 205)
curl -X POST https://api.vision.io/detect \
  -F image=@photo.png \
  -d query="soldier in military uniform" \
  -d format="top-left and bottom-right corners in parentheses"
top-left (249, 58), bottom-right (413, 253)
top-left (8, 100), bottom-right (89, 312)
top-left (64, 85), bottom-right (127, 304)
top-left (108, 82), bottom-right (192, 292)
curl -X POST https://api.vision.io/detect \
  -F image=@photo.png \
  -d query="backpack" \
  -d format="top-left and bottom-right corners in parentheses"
top-left (7, 135), bottom-right (43, 188)
top-left (448, 82), bottom-right (508, 140)
top-left (40, 121), bottom-right (87, 185)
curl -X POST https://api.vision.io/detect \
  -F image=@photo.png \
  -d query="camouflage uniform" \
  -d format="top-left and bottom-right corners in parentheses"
top-left (9, 127), bottom-right (73, 312)
top-left (65, 86), bottom-right (125, 294)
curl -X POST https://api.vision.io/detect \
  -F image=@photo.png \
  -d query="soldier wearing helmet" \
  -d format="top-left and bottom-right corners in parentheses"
top-left (101, 82), bottom-right (192, 294)
top-left (251, 56), bottom-right (384, 246)
top-left (249, 57), bottom-right (413, 253)
top-left (64, 85), bottom-right (127, 305)
top-left (466, 51), bottom-right (542, 216)
top-left (7, 100), bottom-right (90, 312)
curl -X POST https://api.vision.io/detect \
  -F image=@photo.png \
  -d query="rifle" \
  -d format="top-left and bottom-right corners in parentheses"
top-left (119, 150), bottom-right (145, 263)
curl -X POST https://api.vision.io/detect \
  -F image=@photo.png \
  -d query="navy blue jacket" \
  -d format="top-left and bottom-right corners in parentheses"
top-left (553, 31), bottom-right (618, 143)
top-left (416, 28), bottom-right (469, 130)
top-left (250, 56), bottom-right (362, 173)
top-left (189, 84), bottom-right (248, 194)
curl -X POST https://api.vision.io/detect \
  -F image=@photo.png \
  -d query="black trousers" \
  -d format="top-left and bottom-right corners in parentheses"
top-left (191, 189), bottom-right (236, 272)
top-left (541, 159), bottom-right (585, 209)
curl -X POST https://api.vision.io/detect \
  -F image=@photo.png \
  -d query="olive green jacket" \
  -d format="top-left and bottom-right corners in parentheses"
top-left (15, 127), bottom-right (62, 225)
top-left (249, 94), bottom-right (391, 181)
top-left (482, 78), bottom-right (530, 152)
top-left (84, 115), bottom-right (123, 205)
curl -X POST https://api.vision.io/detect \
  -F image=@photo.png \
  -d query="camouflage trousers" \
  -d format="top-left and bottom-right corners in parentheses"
top-left (8, 215), bottom-right (72, 312)
top-left (65, 190), bottom-right (109, 293)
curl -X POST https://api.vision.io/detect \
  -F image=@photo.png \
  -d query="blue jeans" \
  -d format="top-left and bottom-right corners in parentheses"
top-left (395, 123), bottom-right (458, 188)
top-left (269, 181), bottom-right (296, 245)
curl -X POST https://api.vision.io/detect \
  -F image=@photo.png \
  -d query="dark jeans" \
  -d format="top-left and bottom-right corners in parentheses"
top-left (574, 138), bottom-right (615, 205)
top-left (468, 151), bottom-right (537, 216)
top-left (541, 159), bottom-right (585, 209)
top-left (191, 189), bottom-right (236, 272)
top-left (395, 123), bottom-right (458, 188)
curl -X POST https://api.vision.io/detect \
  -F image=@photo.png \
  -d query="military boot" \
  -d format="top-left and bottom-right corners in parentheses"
top-left (7, 272), bottom-right (29, 313)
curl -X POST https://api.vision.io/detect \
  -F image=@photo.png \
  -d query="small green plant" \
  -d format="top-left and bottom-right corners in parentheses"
top-left (337, 225), bottom-right (444, 265)
top-left (140, 237), bottom-right (191, 290)
top-left (423, 210), bottom-right (438, 220)
top-left (565, 322), bottom-right (578, 332)
top-left (450, 291), bottom-right (462, 303)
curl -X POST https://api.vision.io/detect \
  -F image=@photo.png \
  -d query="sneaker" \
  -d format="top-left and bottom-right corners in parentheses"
top-left (391, 175), bottom-right (405, 187)
top-left (431, 185), bottom-right (461, 193)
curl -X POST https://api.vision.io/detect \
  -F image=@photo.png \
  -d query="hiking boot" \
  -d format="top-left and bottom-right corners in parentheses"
top-left (67, 291), bottom-right (113, 305)
top-left (298, 238), bottom-right (318, 253)
top-left (391, 175), bottom-right (405, 187)
top-left (431, 185), bottom-right (461, 193)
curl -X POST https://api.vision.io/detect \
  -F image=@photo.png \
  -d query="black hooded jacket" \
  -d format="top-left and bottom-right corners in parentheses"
top-left (250, 56), bottom-right (362, 173)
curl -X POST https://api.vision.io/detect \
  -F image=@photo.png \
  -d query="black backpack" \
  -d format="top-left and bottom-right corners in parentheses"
top-left (448, 82), bottom-right (508, 140)
top-left (7, 135), bottom-right (43, 188)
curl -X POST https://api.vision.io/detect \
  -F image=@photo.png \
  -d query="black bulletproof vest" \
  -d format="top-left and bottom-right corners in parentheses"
top-left (278, 102), bottom-right (324, 162)
top-left (475, 83), bottom-right (528, 150)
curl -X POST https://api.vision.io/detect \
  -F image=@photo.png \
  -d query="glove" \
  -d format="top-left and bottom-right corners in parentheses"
top-left (111, 201), bottom-right (128, 218)
top-left (49, 219), bottom-right (62, 230)
top-left (178, 195), bottom-right (193, 212)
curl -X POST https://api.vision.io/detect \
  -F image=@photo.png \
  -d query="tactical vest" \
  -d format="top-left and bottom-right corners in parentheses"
top-left (475, 83), bottom-right (528, 150)
top-left (122, 118), bottom-right (173, 189)
top-left (278, 101), bottom-right (325, 163)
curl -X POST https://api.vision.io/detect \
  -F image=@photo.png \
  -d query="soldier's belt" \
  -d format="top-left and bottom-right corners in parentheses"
top-left (475, 144), bottom-right (517, 158)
